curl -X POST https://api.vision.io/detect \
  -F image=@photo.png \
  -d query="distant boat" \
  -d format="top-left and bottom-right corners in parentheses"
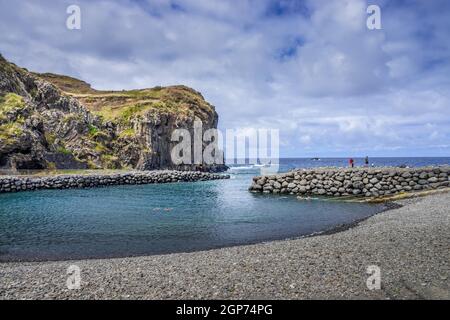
top-left (253, 159), bottom-right (271, 167)
top-left (311, 158), bottom-right (321, 161)
top-left (254, 163), bottom-right (271, 168)
top-left (229, 165), bottom-right (254, 170)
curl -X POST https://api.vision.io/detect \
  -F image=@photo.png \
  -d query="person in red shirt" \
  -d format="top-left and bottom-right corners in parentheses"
top-left (349, 158), bottom-right (354, 168)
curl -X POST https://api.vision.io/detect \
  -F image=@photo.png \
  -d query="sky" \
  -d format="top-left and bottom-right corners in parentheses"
top-left (0, 0), bottom-right (449, 158)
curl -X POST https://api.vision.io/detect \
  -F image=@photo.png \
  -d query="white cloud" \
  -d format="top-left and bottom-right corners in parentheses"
top-left (0, 0), bottom-right (449, 157)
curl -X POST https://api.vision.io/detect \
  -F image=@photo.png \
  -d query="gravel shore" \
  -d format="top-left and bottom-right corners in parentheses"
top-left (1, 192), bottom-right (449, 300)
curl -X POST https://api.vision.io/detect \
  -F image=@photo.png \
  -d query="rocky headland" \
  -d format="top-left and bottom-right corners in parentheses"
top-left (249, 166), bottom-right (450, 198)
top-left (0, 54), bottom-right (226, 172)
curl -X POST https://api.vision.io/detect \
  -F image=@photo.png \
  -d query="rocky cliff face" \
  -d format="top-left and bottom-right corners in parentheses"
top-left (0, 54), bottom-right (226, 172)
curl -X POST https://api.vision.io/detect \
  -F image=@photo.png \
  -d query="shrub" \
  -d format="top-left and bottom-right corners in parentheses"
top-left (44, 132), bottom-right (56, 145)
top-left (46, 161), bottom-right (57, 170)
top-left (0, 123), bottom-right (23, 142)
top-left (88, 124), bottom-right (99, 136)
top-left (118, 128), bottom-right (135, 138)
top-left (94, 142), bottom-right (107, 153)
top-left (0, 93), bottom-right (25, 112)
top-left (0, 93), bottom-right (25, 122)
top-left (56, 146), bottom-right (72, 155)
top-left (101, 154), bottom-right (119, 169)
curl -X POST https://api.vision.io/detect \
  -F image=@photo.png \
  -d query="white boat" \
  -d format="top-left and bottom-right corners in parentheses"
top-left (229, 165), bottom-right (254, 170)
top-left (253, 164), bottom-right (269, 168)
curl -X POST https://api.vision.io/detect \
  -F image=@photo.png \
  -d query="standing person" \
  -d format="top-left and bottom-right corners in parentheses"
top-left (364, 156), bottom-right (369, 167)
top-left (349, 158), bottom-right (354, 168)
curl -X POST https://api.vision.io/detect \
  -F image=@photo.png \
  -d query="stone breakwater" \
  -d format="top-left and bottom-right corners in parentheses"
top-left (0, 170), bottom-right (229, 193)
top-left (249, 166), bottom-right (450, 198)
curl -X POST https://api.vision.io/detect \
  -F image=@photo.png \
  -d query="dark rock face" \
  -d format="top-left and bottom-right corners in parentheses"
top-left (0, 54), bottom-right (227, 172)
top-left (43, 153), bottom-right (88, 170)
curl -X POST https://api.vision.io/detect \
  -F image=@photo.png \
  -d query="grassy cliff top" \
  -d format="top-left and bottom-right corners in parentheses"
top-left (34, 73), bottom-right (97, 94)
top-left (33, 72), bottom-right (215, 122)
top-left (1, 53), bottom-right (217, 125)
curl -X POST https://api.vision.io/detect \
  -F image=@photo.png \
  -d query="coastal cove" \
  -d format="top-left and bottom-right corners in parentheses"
top-left (1, 158), bottom-right (449, 262)
top-left (1, 1), bottom-right (450, 302)
top-left (2, 191), bottom-right (446, 299)
top-left (0, 171), bottom-right (388, 262)
top-left (0, 177), bottom-right (385, 262)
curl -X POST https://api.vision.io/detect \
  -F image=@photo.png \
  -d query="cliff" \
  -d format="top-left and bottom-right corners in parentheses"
top-left (0, 54), bottom-right (226, 172)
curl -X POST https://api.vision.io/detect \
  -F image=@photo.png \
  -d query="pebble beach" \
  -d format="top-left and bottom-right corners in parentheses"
top-left (0, 191), bottom-right (448, 300)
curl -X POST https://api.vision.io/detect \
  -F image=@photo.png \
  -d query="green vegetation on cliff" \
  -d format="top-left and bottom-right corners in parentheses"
top-left (34, 73), bottom-right (97, 94)
top-left (31, 73), bottom-right (218, 170)
top-left (33, 72), bottom-right (215, 123)
top-left (1, 54), bottom-right (224, 171)
top-left (0, 122), bottom-right (23, 145)
top-left (0, 93), bottom-right (26, 145)
top-left (118, 128), bottom-right (136, 138)
top-left (0, 93), bottom-right (26, 122)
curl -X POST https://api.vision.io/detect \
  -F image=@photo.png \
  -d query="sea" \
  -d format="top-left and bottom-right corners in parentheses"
top-left (0, 157), bottom-right (448, 261)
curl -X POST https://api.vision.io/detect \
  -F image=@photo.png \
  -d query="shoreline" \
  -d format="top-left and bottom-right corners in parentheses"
top-left (305, 201), bottom-right (403, 238)
top-left (0, 200), bottom-right (391, 264)
top-left (1, 191), bottom-right (448, 299)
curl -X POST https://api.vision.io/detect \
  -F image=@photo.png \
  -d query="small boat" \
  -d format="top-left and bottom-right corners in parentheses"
top-left (229, 165), bottom-right (254, 170)
top-left (253, 159), bottom-right (271, 167)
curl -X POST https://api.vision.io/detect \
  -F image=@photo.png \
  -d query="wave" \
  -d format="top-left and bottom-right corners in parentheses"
top-left (228, 165), bottom-right (256, 170)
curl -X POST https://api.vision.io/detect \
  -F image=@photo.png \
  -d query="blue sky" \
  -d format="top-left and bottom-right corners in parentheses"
top-left (0, 0), bottom-right (449, 157)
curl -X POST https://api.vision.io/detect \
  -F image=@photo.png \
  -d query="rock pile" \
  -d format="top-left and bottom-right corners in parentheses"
top-left (249, 166), bottom-right (450, 198)
top-left (0, 170), bottom-right (229, 193)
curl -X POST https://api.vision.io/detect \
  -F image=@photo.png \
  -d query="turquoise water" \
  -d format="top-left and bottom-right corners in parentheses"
top-left (1, 157), bottom-right (448, 262)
